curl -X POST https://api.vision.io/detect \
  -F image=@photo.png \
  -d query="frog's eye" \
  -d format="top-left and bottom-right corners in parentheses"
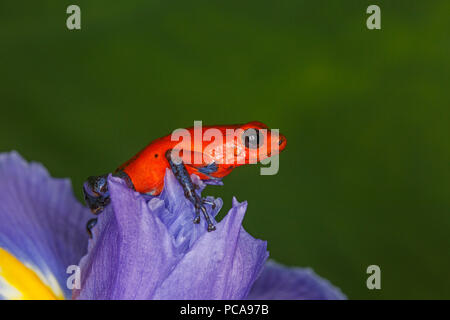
top-left (242, 129), bottom-right (264, 149)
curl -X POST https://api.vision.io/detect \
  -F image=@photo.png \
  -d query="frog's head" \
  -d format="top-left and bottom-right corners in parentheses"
top-left (239, 121), bottom-right (286, 163)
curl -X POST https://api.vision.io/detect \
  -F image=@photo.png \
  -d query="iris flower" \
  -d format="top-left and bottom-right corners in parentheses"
top-left (0, 151), bottom-right (345, 300)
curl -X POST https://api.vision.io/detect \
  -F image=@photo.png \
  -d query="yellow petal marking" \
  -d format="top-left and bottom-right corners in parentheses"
top-left (0, 248), bottom-right (64, 300)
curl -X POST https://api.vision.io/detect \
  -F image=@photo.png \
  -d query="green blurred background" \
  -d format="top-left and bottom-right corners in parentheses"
top-left (1, 0), bottom-right (449, 299)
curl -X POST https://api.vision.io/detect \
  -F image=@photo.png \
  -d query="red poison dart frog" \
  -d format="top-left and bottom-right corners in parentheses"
top-left (83, 121), bottom-right (287, 237)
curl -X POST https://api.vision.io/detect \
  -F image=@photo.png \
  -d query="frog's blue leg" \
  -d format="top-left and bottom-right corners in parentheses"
top-left (165, 150), bottom-right (216, 232)
top-left (86, 218), bottom-right (98, 238)
top-left (197, 162), bottom-right (218, 175)
top-left (83, 175), bottom-right (110, 214)
top-left (83, 171), bottom-right (134, 237)
top-left (202, 199), bottom-right (216, 208)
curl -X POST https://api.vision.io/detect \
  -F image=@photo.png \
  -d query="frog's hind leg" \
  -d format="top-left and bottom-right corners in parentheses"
top-left (86, 218), bottom-right (98, 238)
top-left (83, 174), bottom-right (110, 215)
top-left (83, 174), bottom-right (110, 239)
top-left (83, 171), bottom-right (135, 238)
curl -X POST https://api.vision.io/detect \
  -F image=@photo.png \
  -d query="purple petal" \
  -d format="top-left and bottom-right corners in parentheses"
top-left (73, 176), bottom-right (178, 299)
top-left (75, 171), bottom-right (268, 299)
top-left (247, 260), bottom-right (346, 300)
top-left (0, 151), bottom-right (91, 299)
top-left (153, 198), bottom-right (268, 300)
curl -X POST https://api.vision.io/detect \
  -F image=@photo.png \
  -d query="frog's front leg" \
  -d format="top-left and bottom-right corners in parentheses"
top-left (165, 150), bottom-right (216, 232)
